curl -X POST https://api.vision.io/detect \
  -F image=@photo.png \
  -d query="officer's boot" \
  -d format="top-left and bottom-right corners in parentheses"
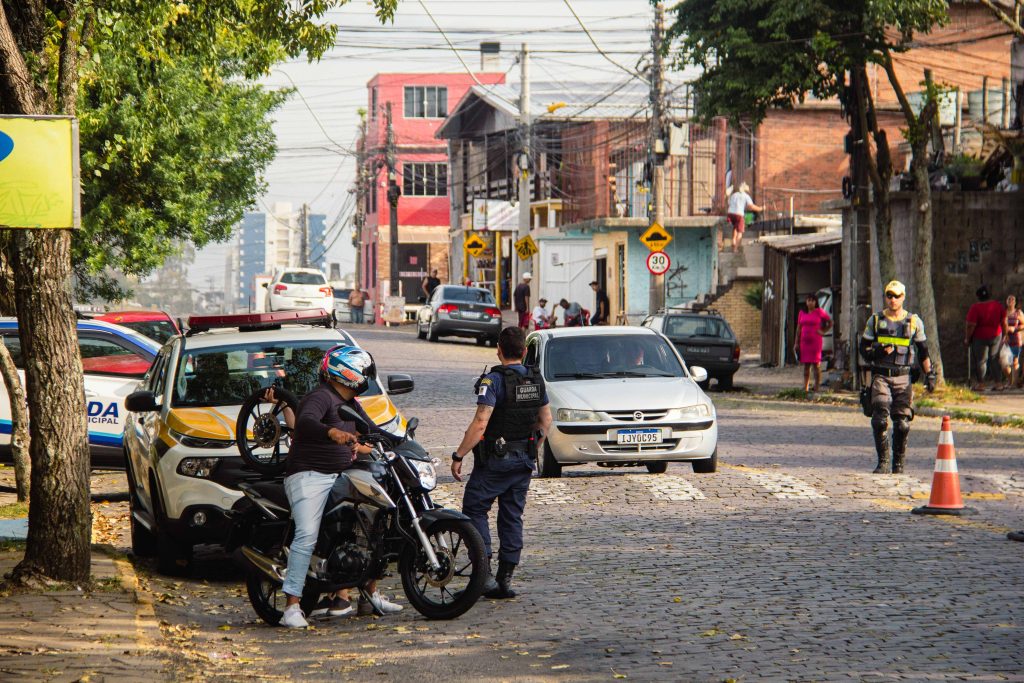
top-left (871, 413), bottom-right (892, 474)
top-left (484, 560), bottom-right (517, 599)
top-left (480, 558), bottom-right (499, 595)
top-left (891, 417), bottom-right (910, 474)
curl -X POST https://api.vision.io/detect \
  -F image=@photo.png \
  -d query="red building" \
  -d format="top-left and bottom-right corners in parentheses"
top-left (357, 70), bottom-right (506, 306)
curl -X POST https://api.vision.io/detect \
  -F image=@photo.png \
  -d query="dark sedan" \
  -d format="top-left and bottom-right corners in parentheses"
top-left (416, 285), bottom-right (502, 345)
top-left (641, 312), bottom-right (741, 389)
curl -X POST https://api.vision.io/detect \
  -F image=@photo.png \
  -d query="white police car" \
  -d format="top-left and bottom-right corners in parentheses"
top-left (0, 318), bottom-right (160, 468)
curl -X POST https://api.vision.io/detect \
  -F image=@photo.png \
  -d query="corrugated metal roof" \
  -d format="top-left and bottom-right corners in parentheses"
top-left (758, 229), bottom-right (842, 253)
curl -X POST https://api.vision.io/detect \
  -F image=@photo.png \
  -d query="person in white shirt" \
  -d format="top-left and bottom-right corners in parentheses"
top-left (725, 182), bottom-right (763, 252)
top-left (531, 298), bottom-right (551, 329)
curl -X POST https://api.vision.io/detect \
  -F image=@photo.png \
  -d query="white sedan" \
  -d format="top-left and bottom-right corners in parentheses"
top-left (265, 268), bottom-right (333, 313)
top-left (525, 326), bottom-right (718, 477)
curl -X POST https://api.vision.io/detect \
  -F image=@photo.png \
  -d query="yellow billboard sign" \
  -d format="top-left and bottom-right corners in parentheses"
top-left (0, 116), bottom-right (80, 229)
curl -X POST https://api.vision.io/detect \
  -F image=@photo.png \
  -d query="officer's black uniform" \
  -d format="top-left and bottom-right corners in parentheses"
top-left (461, 363), bottom-right (546, 598)
top-left (859, 310), bottom-right (929, 474)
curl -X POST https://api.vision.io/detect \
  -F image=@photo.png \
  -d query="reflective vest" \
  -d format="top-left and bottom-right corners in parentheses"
top-left (870, 313), bottom-right (918, 369)
top-left (481, 365), bottom-right (544, 444)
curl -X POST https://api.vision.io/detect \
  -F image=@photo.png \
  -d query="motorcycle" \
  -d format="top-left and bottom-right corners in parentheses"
top-left (229, 391), bottom-right (488, 623)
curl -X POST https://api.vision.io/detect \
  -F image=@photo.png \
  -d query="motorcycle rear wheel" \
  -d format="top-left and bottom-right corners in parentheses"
top-left (246, 569), bottom-right (319, 626)
top-left (399, 519), bottom-right (487, 620)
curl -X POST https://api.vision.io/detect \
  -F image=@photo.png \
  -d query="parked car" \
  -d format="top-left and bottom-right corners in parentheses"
top-left (415, 285), bottom-right (502, 346)
top-left (526, 326), bottom-right (718, 478)
top-left (265, 268), bottom-right (333, 313)
top-left (94, 310), bottom-right (181, 344)
top-left (0, 318), bottom-right (160, 468)
top-left (641, 310), bottom-right (740, 390)
top-left (332, 287), bottom-right (351, 322)
top-left (122, 310), bottom-right (415, 574)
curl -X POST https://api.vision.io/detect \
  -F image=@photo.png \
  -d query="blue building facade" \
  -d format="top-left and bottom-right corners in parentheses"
top-left (237, 212), bottom-right (265, 310)
top-left (308, 213), bottom-right (327, 271)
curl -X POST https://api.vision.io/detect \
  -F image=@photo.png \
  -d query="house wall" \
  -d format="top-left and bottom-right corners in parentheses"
top-left (622, 226), bottom-right (715, 319)
top-left (711, 277), bottom-right (763, 357)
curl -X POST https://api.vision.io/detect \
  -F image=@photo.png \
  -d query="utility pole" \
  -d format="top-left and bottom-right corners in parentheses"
top-left (846, 67), bottom-right (871, 385)
top-left (385, 102), bottom-right (400, 297)
top-left (299, 202), bottom-right (310, 268)
top-left (515, 43), bottom-right (531, 289)
top-left (353, 115), bottom-right (367, 290)
top-left (648, 2), bottom-right (666, 315)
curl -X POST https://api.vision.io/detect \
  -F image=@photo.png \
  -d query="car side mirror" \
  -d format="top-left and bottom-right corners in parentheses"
top-left (338, 405), bottom-right (373, 433)
top-left (125, 390), bottom-right (159, 412)
top-left (387, 373), bottom-right (414, 395)
top-left (690, 366), bottom-right (709, 384)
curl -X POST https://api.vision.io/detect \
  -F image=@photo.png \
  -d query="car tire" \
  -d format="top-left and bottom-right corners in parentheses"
top-left (150, 474), bottom-right (192, 576)
top-left (538, 443), bottom-right (562, 478)
top-left (691, 448), bottom-right (718, 474)
top-left (697, 379), bottom-right (710, 391)
top-left (476, 337), bottom-right (487, 346)
top-left (125, 454), bottom-right (157, 558)
top-left (645, 461), bottom-right (668, 474)
top-left (417, 320), bottom-right (427, 340)
top-left (718, 374), bottom-right (734, 391)
top-left (427, 320), bottom-right (439, 342)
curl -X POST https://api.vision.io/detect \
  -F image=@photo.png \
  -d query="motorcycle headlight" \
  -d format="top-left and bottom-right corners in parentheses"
top-left (666, 404), bottom-right (711, 419)
top-left (170, 428), bottom-right (234, 449)
top-left (411, 458), bottom-right (437, 491)
top-left (177, 457), bottom-right (220, 478)
top-left (555, 408), bottom-right (602, 422)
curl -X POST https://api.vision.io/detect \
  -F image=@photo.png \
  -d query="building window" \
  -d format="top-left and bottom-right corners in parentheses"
top-left (402, 162), bottom-right (448, 197)
top-left (370, 87), bottom-right (378, 118)
top-left (404, 86), bottom-right (447, 118)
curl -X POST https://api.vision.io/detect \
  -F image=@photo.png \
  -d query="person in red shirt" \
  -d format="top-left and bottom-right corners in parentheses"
top-left (964, 285), bottom-right (1005, 391)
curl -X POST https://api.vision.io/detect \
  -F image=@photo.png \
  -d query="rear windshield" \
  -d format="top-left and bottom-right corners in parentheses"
top-left (664, 316), bottom-right (734, 340)
top-left (281, 272), bottom-right (327, 285)
top-left (442, 287), bottom-right (495, 304)
top-left (543, 334), bottom-right (684, 381)
top-left (121, 320), bottom-right (178, 344)
top-left (172, 341), bottom-right (382, 407)
top-left (333, 288), bottom-right (351, 300)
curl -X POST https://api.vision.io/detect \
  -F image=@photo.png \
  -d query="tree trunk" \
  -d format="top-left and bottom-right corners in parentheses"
top-left (9, 230), bottom-right (91, 582)
top-left (0, 340), bottom-right (29, 501)
top-left (853, 66), bottom-right (897, 284)
top-left (910, 148), bottom-right (945, 385)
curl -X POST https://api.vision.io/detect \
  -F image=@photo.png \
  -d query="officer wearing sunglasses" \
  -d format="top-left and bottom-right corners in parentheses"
top-left (859, 280), bottom-right (936, 474)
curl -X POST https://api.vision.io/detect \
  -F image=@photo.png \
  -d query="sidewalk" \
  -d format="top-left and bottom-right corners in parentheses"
top-left (730, 360), bottom-right (1024, 425)
top-left (0, 545), bottom-right (169, 682)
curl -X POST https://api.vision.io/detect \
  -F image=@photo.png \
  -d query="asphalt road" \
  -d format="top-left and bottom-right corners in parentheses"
top-left (98, 324), bottom-right (1024, 682)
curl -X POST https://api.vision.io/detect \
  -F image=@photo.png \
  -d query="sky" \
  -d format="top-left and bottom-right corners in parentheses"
top-left (188, 0), bottom-right (663, 294)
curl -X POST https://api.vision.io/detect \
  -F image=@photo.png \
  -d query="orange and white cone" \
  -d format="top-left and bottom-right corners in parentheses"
top-left (912, 416), bottom-right (976, 516)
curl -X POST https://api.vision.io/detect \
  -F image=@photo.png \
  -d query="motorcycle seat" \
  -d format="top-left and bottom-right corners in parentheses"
top-left (248, 481), bottom-right (290, 510)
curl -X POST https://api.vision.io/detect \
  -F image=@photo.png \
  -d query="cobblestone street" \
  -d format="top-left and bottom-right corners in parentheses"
top-left (102, 326), bottom-right (1024, 681)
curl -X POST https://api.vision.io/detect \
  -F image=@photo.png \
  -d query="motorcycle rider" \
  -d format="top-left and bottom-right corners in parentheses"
top-left (451, 326), bottom-right (553, 599)
top-left (859, 280), bottom-right (936, 474)
top-left (278, 345), bottom-right (403, 628)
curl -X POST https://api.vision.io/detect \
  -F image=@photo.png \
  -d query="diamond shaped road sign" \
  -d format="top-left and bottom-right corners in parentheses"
top-left (464, 233), bottom-right (487, 257)
top-left (639, 222), bottom-right (672, 251)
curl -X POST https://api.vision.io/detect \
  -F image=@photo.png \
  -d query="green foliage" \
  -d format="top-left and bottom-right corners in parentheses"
top-left (944, 153), bottom-right (985, 179)
top-left (743, 283), bottom-right (764, 311)
top-left (666, 0), bottom-right (949, 126)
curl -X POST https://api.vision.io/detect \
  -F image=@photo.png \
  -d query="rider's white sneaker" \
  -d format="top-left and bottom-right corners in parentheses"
top-left (358, 591), bottom-right (403, 615)
top-left (280, 603), bottom-right (309, 628)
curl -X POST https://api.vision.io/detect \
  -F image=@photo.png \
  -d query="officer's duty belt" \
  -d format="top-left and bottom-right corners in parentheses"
top-left (871, 367), bottom-right (911, 377)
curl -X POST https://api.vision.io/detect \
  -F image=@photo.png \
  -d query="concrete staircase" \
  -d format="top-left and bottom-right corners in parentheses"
top-left (716, 236), bottom-right (764, 293)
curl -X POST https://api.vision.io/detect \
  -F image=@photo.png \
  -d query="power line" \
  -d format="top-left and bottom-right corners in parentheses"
top-left (562, 0), bottom-right (649, 84)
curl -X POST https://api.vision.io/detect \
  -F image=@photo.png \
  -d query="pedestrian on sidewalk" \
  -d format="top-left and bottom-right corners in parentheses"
top-left (421, 269), bottom-right (441, 302)
top-left (514, 272), bottom-right (532, 330)
top-left (1002, 294), bottom-right (1022, 389)
top-left (725, 183), bottom-right (763, 252)
top-left (796, 293), bottom-right (832, 392)
top-left (860, 280), bottom-right (935, 474)
top-left (964, 284), bottom-right (1005, 392)
top-left (589, 280), bottom-right (610, 325)
top-left (451, 327), bottom-right (553, 599)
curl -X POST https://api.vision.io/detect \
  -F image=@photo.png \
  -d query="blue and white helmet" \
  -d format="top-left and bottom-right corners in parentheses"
top-left (321, 345), bottom-right (376, 394)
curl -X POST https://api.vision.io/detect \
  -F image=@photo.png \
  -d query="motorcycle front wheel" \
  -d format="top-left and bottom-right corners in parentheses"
top-left (398, 518), bottom-right (487, 620)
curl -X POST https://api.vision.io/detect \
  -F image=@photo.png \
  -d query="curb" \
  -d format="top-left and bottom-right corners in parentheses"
top-left (95, 545), bottom-right (162, 654)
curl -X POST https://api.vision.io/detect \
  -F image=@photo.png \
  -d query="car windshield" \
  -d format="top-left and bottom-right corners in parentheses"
top-left (172, 341), bottom-right (382, 407)
top-left (544, 334), bottom-right (685, 381)
top-left (120, 320), bottom-right (178, 344)
top-left (280, 272), bottom-right (326, 285)
top-left (443, 287), bottom-right (495, 304)
top-left (664, 316), bottom-right (734, 340)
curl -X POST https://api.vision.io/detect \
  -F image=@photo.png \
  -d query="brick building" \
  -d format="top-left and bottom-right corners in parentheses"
top-left (357, 69), bottom-right (506, 309)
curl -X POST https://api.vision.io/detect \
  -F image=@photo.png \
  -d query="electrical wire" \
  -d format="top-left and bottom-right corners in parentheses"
top-left (561, 0), bottom-right (650, 84)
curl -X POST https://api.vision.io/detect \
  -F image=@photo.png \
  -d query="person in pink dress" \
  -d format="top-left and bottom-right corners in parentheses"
top-left (796, 294), bottom-right (833, 392)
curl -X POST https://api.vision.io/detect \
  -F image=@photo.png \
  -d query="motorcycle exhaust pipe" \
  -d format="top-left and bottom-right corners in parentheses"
top-left (241, 546), bottom-right (286, 583)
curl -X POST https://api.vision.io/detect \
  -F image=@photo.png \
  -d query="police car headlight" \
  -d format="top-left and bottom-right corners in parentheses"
top-left (169, 428), bottom-right (234, 449)
top-left (177, 457), bottom-right (220, 479)
top-left (378, 416), bottom-right (405, 437)
top-left (556, 408), bottom-right (601, 422)
top-left (666, 404), bottom-right (710, 419)
top-left (411, 459), bottom-right (437, 491)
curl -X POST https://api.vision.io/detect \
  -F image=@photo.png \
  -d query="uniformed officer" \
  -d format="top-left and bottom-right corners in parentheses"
top-left (451, 326), bottom-right (553, 599)
top-left (859, 280), bottom-right (936, 474)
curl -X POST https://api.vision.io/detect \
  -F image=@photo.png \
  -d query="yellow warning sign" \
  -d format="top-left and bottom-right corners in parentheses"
top-left (514, 234), bottom-right (538, 260)
top-left (464, 233), bottom-right (487, 257)
top-left (639, 222), bottom-right (672, 251)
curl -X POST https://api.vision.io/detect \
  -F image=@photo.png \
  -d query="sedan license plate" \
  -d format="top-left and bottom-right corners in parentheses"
top-left (295, 300), bottom-right (311, 306)
top-left (461, 311), bottom-right (481, 319)
top-left (616, 428), bottom-right (663, 445)
top-left (686, 346), bottom-right (710, 354)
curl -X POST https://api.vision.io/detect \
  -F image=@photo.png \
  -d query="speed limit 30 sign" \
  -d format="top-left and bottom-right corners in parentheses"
top-left (646, 250), bottom-right (670, 275)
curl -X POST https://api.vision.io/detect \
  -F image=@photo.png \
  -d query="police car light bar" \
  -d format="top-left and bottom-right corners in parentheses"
top-left (186, 309), bottom-right (333, 335)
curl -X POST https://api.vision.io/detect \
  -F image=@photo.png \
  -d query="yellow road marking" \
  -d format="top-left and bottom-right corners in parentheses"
top-left (111, 555), bottom-right (161, 653)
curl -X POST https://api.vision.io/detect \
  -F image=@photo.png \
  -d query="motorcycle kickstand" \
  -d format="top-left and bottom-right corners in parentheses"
top-left (358, 586), bottom-right (385, 617)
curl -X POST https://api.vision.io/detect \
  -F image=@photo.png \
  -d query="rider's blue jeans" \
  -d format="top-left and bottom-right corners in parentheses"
top-left (282, 470), bottom-right (338, 599)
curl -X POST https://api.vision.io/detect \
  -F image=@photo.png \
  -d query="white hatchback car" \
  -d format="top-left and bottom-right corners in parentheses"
top-left (265, 268), bottom-right (333, 313)
top-left (526, 326), bottom-right (718, 477)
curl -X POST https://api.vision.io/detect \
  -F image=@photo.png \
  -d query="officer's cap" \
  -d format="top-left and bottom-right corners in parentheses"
top-left (884, 280), bottom-right (906, 297)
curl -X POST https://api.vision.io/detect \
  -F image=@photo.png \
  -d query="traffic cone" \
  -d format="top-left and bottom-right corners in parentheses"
top-left (912, 416), bottom-right (976, 516)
